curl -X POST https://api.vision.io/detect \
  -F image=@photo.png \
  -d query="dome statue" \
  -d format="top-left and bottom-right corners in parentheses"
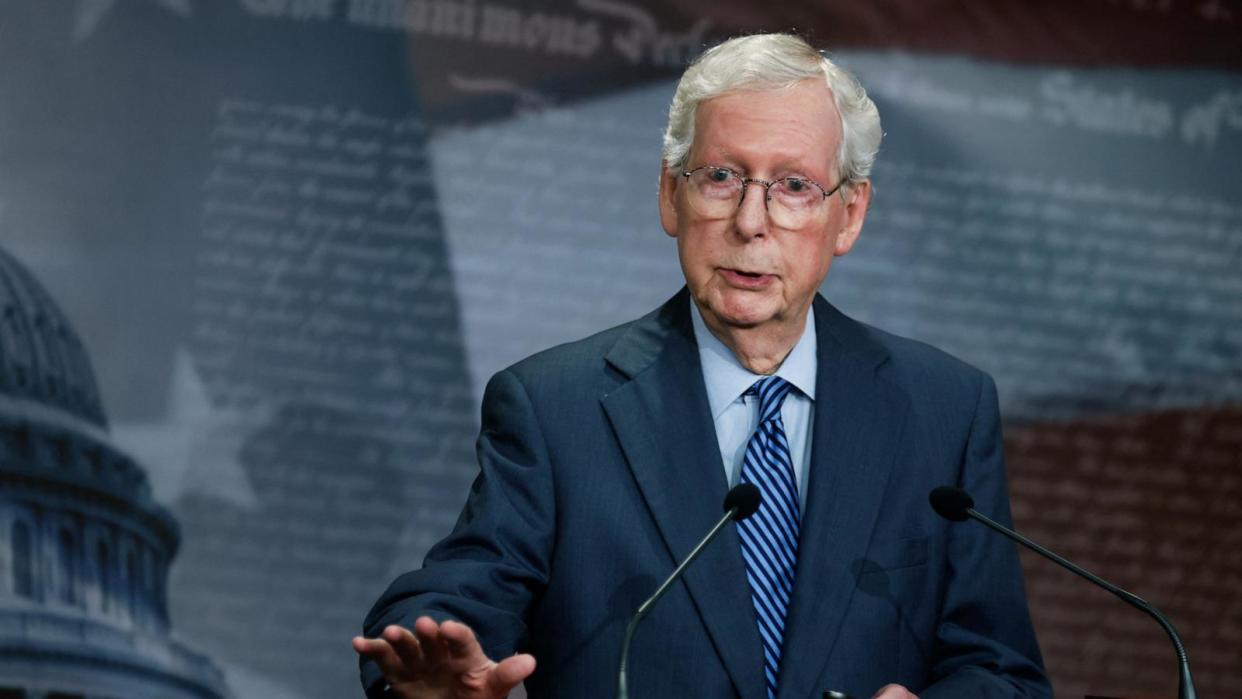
top-left (0, 245), bottom-right (228, 699)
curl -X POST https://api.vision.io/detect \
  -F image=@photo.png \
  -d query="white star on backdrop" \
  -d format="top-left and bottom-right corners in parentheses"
top-left (112, 348), bottom-right (268, 510)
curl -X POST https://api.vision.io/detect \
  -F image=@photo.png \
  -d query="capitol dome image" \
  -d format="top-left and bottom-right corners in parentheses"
top-left (0, 245), bottom-right (228, 699)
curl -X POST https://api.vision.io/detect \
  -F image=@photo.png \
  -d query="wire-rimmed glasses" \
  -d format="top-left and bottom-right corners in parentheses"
top-left (680, 165), bottom-right (846, 229)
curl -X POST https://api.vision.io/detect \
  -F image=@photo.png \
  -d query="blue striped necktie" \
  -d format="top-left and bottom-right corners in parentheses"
top-left (737, 376), bottom-right (800, 699)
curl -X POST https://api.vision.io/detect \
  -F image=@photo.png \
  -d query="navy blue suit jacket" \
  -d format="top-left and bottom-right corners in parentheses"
top-left (362, 290), bottom-right (1049, 698)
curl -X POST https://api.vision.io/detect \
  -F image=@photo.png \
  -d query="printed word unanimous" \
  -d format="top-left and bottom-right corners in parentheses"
top-left (238, 0), bottom-right (709, 65)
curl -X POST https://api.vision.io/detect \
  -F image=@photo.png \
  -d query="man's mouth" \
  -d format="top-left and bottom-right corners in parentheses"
top-left (721, 268), bottom-right (774, 287)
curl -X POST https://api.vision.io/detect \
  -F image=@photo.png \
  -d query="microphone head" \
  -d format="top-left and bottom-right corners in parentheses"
top-left (929, 486), bottom-right (974, 522)
top-left (723, 483), bottom-right (761, 521)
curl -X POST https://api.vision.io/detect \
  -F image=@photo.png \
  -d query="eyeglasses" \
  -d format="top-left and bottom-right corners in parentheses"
top-left (680, 165), bottom-right (846, 228)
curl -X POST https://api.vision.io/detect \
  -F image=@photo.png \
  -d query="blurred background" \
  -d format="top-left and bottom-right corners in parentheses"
top-left (0, 1), bottom-right (1238, 697)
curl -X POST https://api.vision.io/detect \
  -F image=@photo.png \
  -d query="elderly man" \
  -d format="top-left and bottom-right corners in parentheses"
top-left (354, 33), bottom-right (1049, 699)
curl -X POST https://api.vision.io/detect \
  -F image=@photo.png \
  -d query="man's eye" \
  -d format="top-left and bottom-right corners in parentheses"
top-left (709, 169), bottom-right (732, 183)
top-left (784, 177), bottom-right (808, 193)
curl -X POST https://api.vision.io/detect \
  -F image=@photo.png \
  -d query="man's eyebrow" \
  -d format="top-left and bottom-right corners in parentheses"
top-left (697, 149), bottom-right (742, 169)
top-left (706, 149), bottom-right (830, 179)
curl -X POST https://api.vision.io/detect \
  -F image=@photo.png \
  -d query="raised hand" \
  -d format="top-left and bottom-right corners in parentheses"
top-left (353, 617), bottom-right (536, 699)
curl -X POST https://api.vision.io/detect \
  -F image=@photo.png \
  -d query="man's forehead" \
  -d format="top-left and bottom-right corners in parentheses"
top-left (697, 143), bottom-right (836, 177)
top-left (690, 83), bottom-right (842, 175)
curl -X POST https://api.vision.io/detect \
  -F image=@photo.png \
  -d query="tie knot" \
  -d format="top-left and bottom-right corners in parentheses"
top-left (748, 376), bottom-right (793, 423)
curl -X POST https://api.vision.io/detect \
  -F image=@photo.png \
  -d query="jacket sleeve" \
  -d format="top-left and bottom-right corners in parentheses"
top-left (359, 369), bottom-right (556, 697)
top-left (921, 371), bottom-right (1052, 698)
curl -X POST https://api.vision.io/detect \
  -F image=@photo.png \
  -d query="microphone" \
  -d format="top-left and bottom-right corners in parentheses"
top-left (929, 486), bottom-right (1197, 699)
top-left (617, 483), bottom-right (761, 699)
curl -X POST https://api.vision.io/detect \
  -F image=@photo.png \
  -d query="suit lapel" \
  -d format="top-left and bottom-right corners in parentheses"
top-left (600, 290), bottom-right (767, 699)
top-left (776, 297), bottom-right (912, 699)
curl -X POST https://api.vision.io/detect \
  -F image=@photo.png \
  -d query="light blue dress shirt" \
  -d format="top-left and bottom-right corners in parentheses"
top-left (689, 298), bottom-right (817, 507)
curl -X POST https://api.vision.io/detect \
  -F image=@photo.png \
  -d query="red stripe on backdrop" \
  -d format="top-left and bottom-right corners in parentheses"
top-left (661, 0), bottom-right (1242, 69)
top-left (1006, 406), bottom-right (1242, 699)
top-left (405, 0), bottom-right (1241, 124)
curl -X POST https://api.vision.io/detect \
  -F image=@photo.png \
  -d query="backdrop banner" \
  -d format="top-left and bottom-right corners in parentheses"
top-left (0, 2), bottom-right (1239, 697)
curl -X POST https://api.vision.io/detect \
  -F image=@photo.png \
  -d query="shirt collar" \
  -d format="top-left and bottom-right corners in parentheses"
top-left (690, 296), bottom-right (818, 420)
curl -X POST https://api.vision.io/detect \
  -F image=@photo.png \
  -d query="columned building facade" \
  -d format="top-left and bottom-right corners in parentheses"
top-left (0, 246), bottom-right (227, 699)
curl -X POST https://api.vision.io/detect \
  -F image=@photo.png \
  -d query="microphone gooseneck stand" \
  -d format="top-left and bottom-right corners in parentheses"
top-left (929, 486), bottom-right (1198, 699)
top-left (617, 483), bottom-right (761, 699)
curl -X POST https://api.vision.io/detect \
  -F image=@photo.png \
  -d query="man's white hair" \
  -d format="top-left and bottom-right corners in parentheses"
top-left (662, 33), bottom-right (882, 186)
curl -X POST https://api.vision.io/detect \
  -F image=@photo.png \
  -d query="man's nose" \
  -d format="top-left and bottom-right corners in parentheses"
top-left (733, 180), bottom-right (770, 239)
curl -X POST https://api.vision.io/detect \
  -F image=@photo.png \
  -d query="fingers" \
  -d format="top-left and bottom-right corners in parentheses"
top-left (412, 616), bottom-right (450, 668)
top-left (352, 620), bottom-right (435, 683)
top-left (440, 619), bottom-right (484, 661)
top-left (488, 653), bottom-right (537, 694)
top-left (355, 617), bottom-right (537, 696)
top-left (351, 634), bottom-right (388, 659)
top-left (352, 633), bottom-right (412, 682)
top-left (383, 624), bottom-right (425, 671)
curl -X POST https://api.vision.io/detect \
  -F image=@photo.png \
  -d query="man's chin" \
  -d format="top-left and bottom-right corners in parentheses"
top-left (701, 301), bottom-right (778, 331)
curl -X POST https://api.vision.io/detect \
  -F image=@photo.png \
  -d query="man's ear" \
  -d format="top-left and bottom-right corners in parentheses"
top-left (833, 179), bottom-right (871, 256)
top-left (658, 165), bottom-right (680, 238)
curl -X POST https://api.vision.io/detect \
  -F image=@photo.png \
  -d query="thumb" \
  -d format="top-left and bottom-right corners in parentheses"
top-left (486, 653), bottom-right (536, 695)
